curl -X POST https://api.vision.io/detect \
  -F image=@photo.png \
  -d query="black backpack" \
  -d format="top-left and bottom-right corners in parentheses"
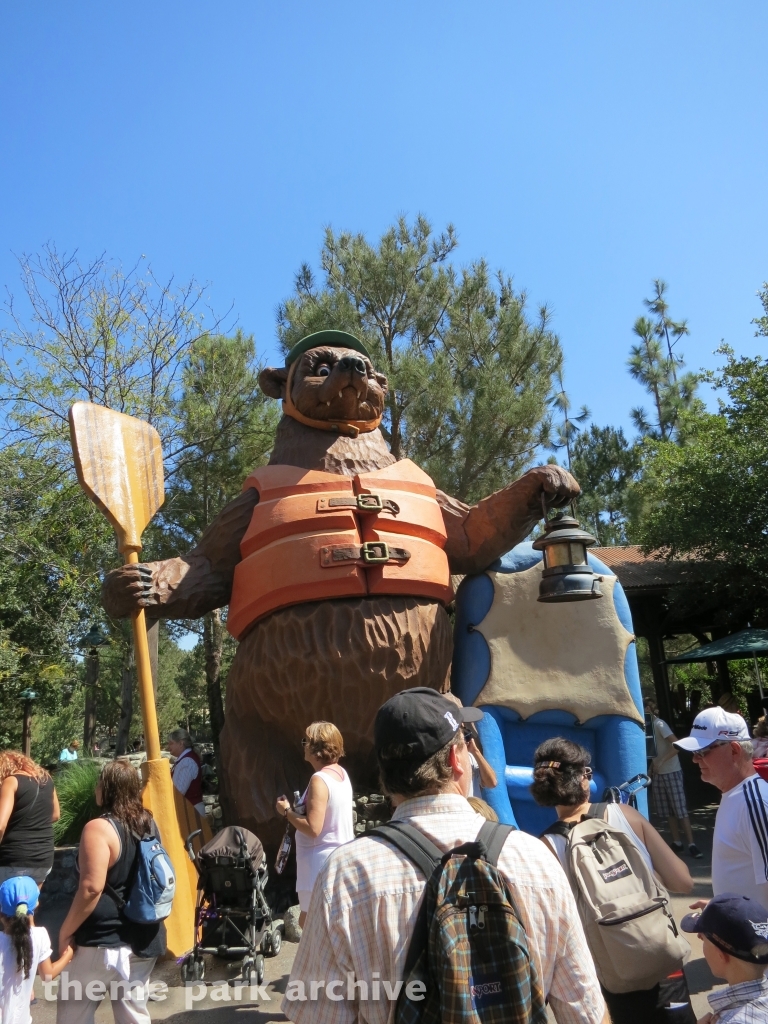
top-left (367, 820), bottom-right (547, 1024)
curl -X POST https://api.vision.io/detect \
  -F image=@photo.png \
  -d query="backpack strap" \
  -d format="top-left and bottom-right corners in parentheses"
top-left (541, 819), bottom-right (574, 840)
top-left (366, 822), bottom-right (442, 879)
top-left (476, 821), bottom-right (514, 866)
top-left (540, 802), bottom-right (608, 840)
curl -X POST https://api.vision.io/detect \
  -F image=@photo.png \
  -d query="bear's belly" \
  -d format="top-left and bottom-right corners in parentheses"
top-left (219, 595), bottom-right (453, 833)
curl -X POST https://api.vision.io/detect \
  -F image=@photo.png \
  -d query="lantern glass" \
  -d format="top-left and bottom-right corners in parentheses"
top-left (544, 542), bottom-right (572, 568)
top-left (569, 542), bottom-right (587, 566)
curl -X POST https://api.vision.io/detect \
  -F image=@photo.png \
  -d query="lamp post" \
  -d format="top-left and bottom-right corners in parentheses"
top-left (19, 689), bottom-right (37, 758)
top-left (532, 511), bottom-right (603, 603)
top-left (78, 625), bottom-right (109, 755)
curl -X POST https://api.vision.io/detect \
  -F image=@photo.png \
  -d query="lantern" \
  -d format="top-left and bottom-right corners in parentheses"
top-left (532, 512), bottom-right (603, 603)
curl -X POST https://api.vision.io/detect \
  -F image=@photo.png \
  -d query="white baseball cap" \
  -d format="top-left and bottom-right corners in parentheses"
top-left (674, 706), bottom-right (750, 752)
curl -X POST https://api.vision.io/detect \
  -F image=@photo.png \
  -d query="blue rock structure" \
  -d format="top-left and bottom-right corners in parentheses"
top-left (452, 543), bottom-right (646, 836)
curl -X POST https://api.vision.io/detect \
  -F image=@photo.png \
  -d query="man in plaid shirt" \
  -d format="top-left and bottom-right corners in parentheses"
top-left (283, 688), bottom-right (608, 1024)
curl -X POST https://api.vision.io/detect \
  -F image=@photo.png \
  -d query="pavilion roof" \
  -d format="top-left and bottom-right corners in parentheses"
top-left (592, 545), bottom-right (702, 593)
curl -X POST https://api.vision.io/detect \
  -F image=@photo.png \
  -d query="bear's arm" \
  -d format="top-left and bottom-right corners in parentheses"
top-left (101, 488), bottom-right (259, 619)
top-left (437, 465), bottom-right (579, 575)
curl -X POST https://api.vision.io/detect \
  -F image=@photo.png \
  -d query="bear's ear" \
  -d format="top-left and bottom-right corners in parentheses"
top-left (259, 366), bottom-right (289, 399)
top-left (374, 371), bottom-right (389, 397)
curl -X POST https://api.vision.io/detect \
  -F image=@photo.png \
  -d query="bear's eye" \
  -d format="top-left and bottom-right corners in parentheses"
top-left (316, 364), bottom-right (331, 378)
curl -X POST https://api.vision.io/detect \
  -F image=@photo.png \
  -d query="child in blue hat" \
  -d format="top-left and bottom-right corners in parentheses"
top-left (0, 875), bottom-right (73, 1024)
top-left (681, 892), bottom-right (768, 1022)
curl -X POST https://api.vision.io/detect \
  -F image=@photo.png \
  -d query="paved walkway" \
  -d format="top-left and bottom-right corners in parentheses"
top-left (33, 802), bottom-right (723, 1023)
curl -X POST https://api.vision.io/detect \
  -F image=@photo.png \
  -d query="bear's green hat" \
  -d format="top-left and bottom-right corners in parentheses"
top-left (285, 330), bottom-right (371, 367)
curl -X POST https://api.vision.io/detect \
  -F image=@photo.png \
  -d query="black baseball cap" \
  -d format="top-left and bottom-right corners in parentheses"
top-left (681, 893), bottom-right (768, 964)
top-left (374, 687), bottom-right (483, 762)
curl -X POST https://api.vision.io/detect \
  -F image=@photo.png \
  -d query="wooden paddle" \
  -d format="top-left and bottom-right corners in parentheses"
top-left (69, 401), bottom-right (164, 758)
top-left (69, 401), bottom-right (201, 957)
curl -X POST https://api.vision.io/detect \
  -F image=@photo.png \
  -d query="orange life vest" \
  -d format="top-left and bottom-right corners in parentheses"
top-left (227, 460), bottom-right (454, 640)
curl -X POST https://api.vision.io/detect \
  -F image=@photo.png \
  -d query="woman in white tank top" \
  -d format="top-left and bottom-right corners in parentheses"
top-left (275, 721), bottom-right (354, 926)
top-left (530, 737), bottom-right (694, 1024)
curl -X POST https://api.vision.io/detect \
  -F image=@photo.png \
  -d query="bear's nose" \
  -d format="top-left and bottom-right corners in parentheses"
top-left (338, 356), bottom-right (366, 374)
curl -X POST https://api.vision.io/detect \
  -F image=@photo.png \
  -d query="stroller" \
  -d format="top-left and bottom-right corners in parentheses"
top-left (180, 826), bottom-right (282, 987)
top-left (602, 772), bottom-right (651, 809)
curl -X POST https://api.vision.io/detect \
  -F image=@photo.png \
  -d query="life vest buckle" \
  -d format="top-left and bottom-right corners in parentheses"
top-left (362, 541), bottom-right (390, 564)
top-left (356, 494), bottom-right (384, 512)
top-left (316, 494), bottom-right (400, 515)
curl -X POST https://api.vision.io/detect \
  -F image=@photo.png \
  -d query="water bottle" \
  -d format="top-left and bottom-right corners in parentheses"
top-left (275, 822), bottom-right (292, 875)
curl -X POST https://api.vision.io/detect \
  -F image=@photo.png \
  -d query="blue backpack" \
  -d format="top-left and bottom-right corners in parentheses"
top-left (106, 823), bottom-right (176, 924)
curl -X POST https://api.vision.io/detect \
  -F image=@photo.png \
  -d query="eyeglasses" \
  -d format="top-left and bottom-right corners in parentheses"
top-left (692, 741), bottom-right (729, 760)
top-left (582, 767), bottom-right (594, 780)
top-left (301, 738), bottom-right (309, 747)
top-left (463, 731), bottom-right (473, 743)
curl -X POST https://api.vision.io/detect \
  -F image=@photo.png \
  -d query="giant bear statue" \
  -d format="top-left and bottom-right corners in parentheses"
top-left (102, 330), bottom-right (579, 842)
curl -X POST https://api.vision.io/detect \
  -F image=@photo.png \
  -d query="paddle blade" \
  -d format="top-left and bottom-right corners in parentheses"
top-left (69, 401), bottom-right (164, 552)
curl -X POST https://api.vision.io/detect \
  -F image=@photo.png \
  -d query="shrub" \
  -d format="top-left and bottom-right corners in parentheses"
top-left (53, 759), bottom-right (101, 845)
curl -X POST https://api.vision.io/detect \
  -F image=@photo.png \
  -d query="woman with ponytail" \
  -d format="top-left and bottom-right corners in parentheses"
top-left (0, 875), bottom-right (72, 1023)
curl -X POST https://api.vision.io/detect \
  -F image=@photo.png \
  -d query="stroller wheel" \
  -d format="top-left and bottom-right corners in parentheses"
top-left (180, 955), bottom-right (205, 984)
top-left (255, 953), bottom-right (265, 986)
top-left (269, 928), bottom-right (282, 956)
top-left (243, 954), bottom-right (265, 987)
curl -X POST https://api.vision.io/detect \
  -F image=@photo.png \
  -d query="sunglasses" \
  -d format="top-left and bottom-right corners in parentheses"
top-left (301, 738), bottom-right (309, 747)
top-left (693, 741), bottom-right (729, 760)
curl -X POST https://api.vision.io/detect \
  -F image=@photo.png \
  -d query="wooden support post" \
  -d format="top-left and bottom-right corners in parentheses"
top-left (648, 628), bottom-right (675, 727)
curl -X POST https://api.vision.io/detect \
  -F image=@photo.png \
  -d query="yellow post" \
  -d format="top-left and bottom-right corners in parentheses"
top-left (68, 401), bottom-right (206, 958)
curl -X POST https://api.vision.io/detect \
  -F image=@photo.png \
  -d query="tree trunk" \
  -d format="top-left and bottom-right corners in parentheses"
top-left (82, 651), bottom-right (99, 754)
top-left (115, 647), bottom-right (134, 755)
top-left (203, 608), bottom-right (225, 766)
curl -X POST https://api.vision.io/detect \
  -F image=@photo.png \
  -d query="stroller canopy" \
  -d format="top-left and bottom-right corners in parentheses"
top-left (197, 826), bottom-right (264, 871)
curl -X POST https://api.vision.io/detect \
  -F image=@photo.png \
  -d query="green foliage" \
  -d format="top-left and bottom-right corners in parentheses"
top-left (277, 216), bottom-right (563, 502)
top-left (164, 331), bottom-right (277, 542)
top-left (32, 686), bottom-right (85, 765)
top-left (637, 345), bottom-right (768, 619)
top-left (0, 244), bottom-right (218, 456)
top-left (571, 425), bottom-right (642, 545)
top-left (628, 280), bottom-right (703, 441)
top-left (53, 759), bottom-right (101, 845)
top-left (0, 249), bottom-right (257, 755)
top-left (548, 369), bottom-right (590, 471)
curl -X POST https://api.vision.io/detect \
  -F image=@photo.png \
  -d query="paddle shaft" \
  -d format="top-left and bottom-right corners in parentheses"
top-left (126, 549), bottom-right (162, 761)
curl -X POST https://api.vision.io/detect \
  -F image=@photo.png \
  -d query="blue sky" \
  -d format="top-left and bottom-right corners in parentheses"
top-left (1, 2), bottom-right (766, 435)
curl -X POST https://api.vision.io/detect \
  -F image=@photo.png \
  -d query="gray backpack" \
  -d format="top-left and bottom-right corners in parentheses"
top-left (543, 804), bottom-right (689, 994)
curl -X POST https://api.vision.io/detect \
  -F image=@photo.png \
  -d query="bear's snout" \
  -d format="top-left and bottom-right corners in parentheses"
top-left (337, 355), bottom-right (366, 375)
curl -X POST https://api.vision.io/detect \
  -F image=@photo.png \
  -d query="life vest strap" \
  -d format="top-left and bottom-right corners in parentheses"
top-left (319, 541), bottom-right (411, 567)
top-left (317, 494), bottom-right (400, 515)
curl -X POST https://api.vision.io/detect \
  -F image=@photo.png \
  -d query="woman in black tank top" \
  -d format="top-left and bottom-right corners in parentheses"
top-left (0, 751), bottom-right (59, 885)
top-left (57, 759), bottom-right (165, 1024)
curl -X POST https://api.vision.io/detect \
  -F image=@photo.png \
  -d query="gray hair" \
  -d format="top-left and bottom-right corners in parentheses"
top-left (739, 739), bottom-right (755, 758)
top-left (169, 728), bottom-right (193, 749)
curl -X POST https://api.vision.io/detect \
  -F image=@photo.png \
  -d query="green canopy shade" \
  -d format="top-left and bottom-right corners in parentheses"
top-left (666, 628), bottom-right (768, 663)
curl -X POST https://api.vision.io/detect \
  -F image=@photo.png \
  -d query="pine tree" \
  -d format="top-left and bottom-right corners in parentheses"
top-left (277, 217), bottom-right (562, 502)
top-left (628, 279), bottom-right (702, 440)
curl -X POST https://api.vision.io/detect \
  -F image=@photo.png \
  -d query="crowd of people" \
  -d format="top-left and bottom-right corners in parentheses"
top-left (1, 691), bottom-right (768, 1023)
